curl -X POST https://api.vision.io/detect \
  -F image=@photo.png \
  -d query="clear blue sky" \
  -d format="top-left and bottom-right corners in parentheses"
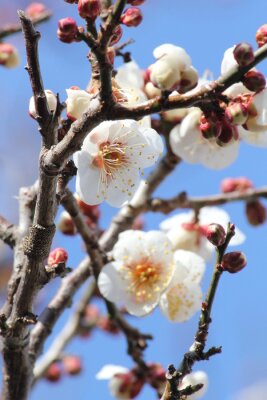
top-left (1, 0), bottom-right (267, 399)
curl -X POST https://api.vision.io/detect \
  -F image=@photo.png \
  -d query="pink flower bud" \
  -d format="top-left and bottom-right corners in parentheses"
top-left (221, 177), bottom-right (254, 193)
top-left (47, 248), bottom-right (68, 270)
top-left (242, 71), bottom-right (266, 92)
top-left (57, 17), bottom-right (78, 43)
top-left (78, 0), bottom-right (101, 20)
top-left (0, 43), bottom-right (19, 68)
top-left (146, 363), bottom-right (166, 394)
top-left (97, 316), bottom-right (120, 335)
top-left (201, 223), bottom-right (226, 246)
top-left (200, 115), bottom-right (222, 139)
top-left (109, 25), bottom-right (123, 45)
top-left (222, 251), bottom-right (247, 273)
top-left (83, 304), bottom-right (100, 326)
top-left (25, 2), bottom-right (47, 19)
top-left (246, 200), bottom-right (267, 226)
top-left (225, 102), bottom-right (249, 125)
top-left (45, 363), bottom-right (62, 382)
top-left (63, 356), bottom-right (82, 375)
top-left (127, 0), bottom-right (145, 5)
top-left (57, 211), bottom-right (77, 235)
top-left (121, 7), bottom-right (143, 27)
top-left (109, 370), bottom-right (144, 399)
top-left (256, 24), bottom-right (267, 47)
top-left (233, 42), bottom-right (255, 67)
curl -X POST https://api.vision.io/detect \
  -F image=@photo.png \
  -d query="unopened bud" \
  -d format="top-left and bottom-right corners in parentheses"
top-left (82, 304), bottom-right (100, 326)
top-left (109, 370), bottom-right (144, 399)
top-left (179, 66), bottom-right (198, 94)
top-left (127, 0), bottom-right (145, 5)
top-left (65, 0), bottom-right (78, 3)
top-left (200, 115), bottom-right (222, 139)
top-left (0, 43), bottom-right (19, 68)
top-left (97, 316), bottom-right (120, 335)
top-left (242, 71), bottom-right (266, 92)
top-left (225, 102), bottom-right (248, 125)
top-left (147, 363), bottom-right (166, 394)
top-left (63, 356), bottom-right (82, 375)
top-left (57, 211), bottom-right (77, 235)
top-left (121, 7), bottom-right (143, 27)
top-left (221, 177), bottom-right (253, 193)
top-left (256, 24), bottom-right (267, 47)
top-left (233, 42), bottom-right (255, 67)
top-left (47, 248), bottom-right (68, 272)
top-left (144, 81), bottom-right (161, 98)
top-left (78, 0), bottom-right (101, 20)
top-left (26, 2), bottom-right (47, 19)
top-left (75, 193), bottom-right (100, 221)
top-left (29, 89), bottom-right (57, 119)
top-left (109, 25), bottom-right (123, 45)
top-left (45, 363), bottom-right (62, 382)
top-left (201, 223), bottom-right (226, 246)
top-left (246, 200), bottom-right (267, 226)
top-left (57, 17), bottom-right (78, 43)
top-left (222, 251), bottom-right (247, 273)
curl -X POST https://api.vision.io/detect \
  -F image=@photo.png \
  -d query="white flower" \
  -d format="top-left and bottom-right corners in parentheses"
top-left (221, 46), bottom-right (238, 75)
top-left (160, 207), bottom-right (245, 262)
top-left (116, 61), bottom-right (151, 127)
top-left (179, 371), bottom-right (208, 399)
top-left (159, 250), bottom-right (205, 322)
top-left (74, 120), bottom-right (163, 207)
top-left (66, 88), bottom-right (93, 120)
top-left (150, 43), bottom-right (195, 91)
top-left (169, 108), bottom-right (239, 169)
top-left (29, 89), bottom-right (57, 118)
top-left (98, 230), bottom-right (174, 316)
top-left (96, 364), bottom-right (129, 380)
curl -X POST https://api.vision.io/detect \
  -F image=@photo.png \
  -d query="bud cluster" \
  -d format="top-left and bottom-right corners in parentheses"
top-left (45, 356), bottom-right (82, 382)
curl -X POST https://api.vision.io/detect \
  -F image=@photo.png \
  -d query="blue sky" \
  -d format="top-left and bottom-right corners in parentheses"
top-left (1, 0), bottom-right (267, 399)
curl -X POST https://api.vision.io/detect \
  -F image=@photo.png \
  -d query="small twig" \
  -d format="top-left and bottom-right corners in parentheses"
top-left (146, 186), bottom-right (267, 214)
top-left (0, 216), bottom-right (16, 248)
top-left (33, 280), bottom-right (95, 382)
top-left (0, 11), bottom-right (52, 40)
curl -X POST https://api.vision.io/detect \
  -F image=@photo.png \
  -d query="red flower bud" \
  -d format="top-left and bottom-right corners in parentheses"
top-left (47, 248), bottom-right (68, 272)
top-left (256, 24), bottom-right (267, 47)
top-left (45, 363), bottom-right (62, 382)
top-left (121, 7), bottom-right (143, 27)
top-left (233, 42), bottom-right (255, 67)
top-left (57, 17), bottom-right (78, 43)
top-left (242, 71), bottom-right (266, 93)
top-left (25, 2), bottom-right (47, 19)
top-left (78, 0), bottom-right (101, 20)
top-left (63, 356), bottom-right (82, 375)
top-left (109, 25), bottom-right (123, 45)
top-left (246, 200), bottom-right (267, 226)
top-left (222, 251), bottom-right (247, 273)
top-left (225, 102), bottom-right (248, 125)
top-left (127, 0), bottom-right (145, 5)
top-left (201, 223), bottom-right (226, 247)
top-left (75, 194), bottom-right (101, 222)
top-left (220, 177), bottom-right (253, 193)
top-left (110, 369), bottom-right (145, 399)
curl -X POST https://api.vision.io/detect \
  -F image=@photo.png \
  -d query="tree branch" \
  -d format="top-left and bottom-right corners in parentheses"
top-left (0, 217), bottom-right (16, 248)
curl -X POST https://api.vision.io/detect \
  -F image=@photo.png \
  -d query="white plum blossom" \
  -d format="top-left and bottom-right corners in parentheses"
top-left (159, 250), bottom-right (205, 322)
top-left (116, 60), bottom-right (151, 127)
top-left (150, 43), bottom-right (197, 91)
top-left (221, 46), bottom-right (238, 75)
top-left (29, 89), bottom-right (57, 118)
top-left (160, 206), bottom-right (245, 262)
top-left (73, 120), bottom-right (163, 207)
top-left (179, 371), bottom-right (209, 399)
top-left (98, 230), bottom-right (174, 316)
top-left (169, 108), bottom-right (239, 169)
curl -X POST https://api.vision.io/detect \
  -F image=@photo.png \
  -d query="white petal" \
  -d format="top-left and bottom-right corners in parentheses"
top-left (230, 226), bottom-right (246, 246)
top-left (96, 365), bottom-right (129, 380)
top-left (160, 212), bottom-right (193, 232)
top-left (173, 250), bottom-right (205, 284)
top-left (221, 46), bottom-right (237, 75)
top-left (113, 230), bottom-right (147, 262)
top-left (252, 88), bottom-right (267, 126)
top-left (66, 89), bottom-right (91, 120)
top-left (199, 207), bottom-right (230, 226)
top-left (116, 60), bottom-right (144, 90)
top-left (239, 125), bottom-right (267, 147)
top-left (160, 281), bottom-right (202, 322)
top-left (123, 294), bottom-right (159, 317)
top-left (98, 262), bottom-right (125, 303)
top-left (106, 168), bottom-right (140, 208)
top-left (200, 140), bottom-right (239, 170)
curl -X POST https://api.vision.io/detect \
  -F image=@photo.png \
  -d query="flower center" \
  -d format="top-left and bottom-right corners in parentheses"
top-left (122, 258), bottom-right (167, 303)
top-left (93, 141), bottom-right (128, 180)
